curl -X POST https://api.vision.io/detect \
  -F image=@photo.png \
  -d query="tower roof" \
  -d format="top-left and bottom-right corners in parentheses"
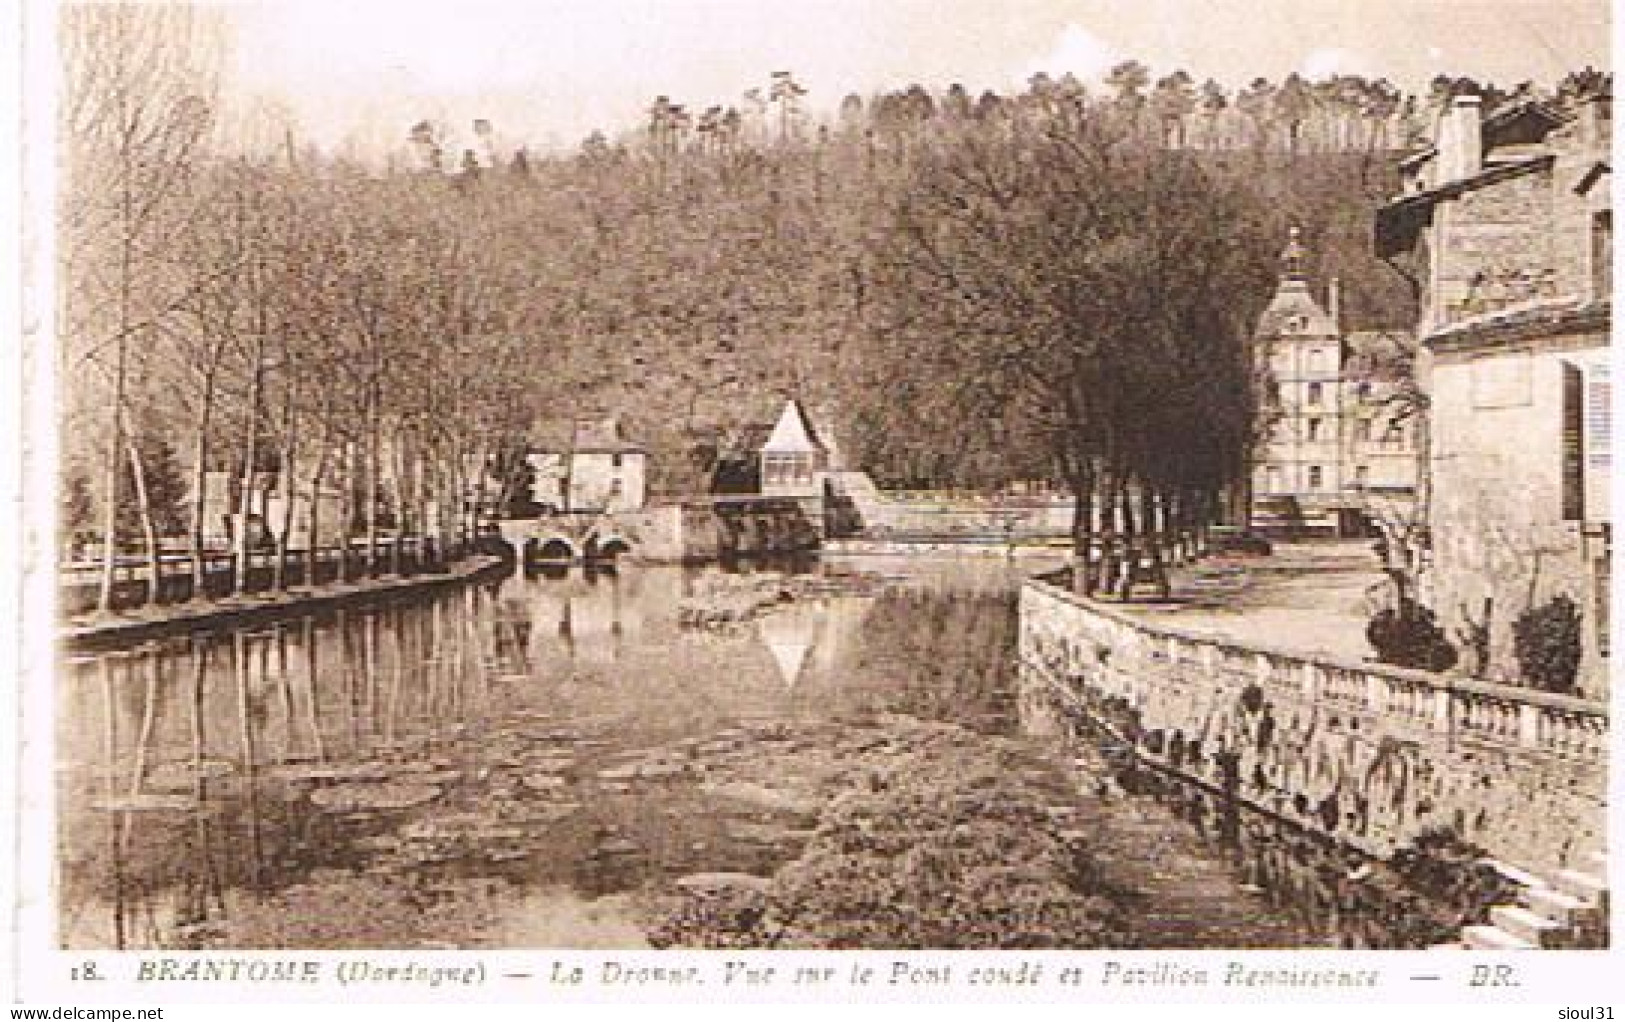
top-left (761, 399), bottom-right (827, 454)
top-left (1255, 227), bottom-right (1338, 338)
top-left (1280, 225), bottom-right (1308, 281)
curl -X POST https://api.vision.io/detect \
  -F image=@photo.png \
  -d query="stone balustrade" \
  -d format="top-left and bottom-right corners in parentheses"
top-left (1019, 575), bottom-right (1609, 873)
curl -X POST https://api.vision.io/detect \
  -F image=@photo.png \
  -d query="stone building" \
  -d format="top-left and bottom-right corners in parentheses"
top-left (1375, 90), bottom-right (1612, 696)
top-left (1250, 229), bottom-right (1419, 535)
top-left (527, 418), bottom-right (647, 513)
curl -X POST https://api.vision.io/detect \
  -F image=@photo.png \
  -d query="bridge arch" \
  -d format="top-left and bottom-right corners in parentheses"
top-left (528, 536), bottom-right (578, 563)
top-left (584, 533), bottom-right (633, 561)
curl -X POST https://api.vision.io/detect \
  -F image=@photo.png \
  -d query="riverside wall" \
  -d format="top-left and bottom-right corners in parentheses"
top-left (1018, 575), bottom-right (1609, 875)
top-left (62, 554), bottom-right (509, 652)
top-left (844, 490), bottom-right (1075, 538)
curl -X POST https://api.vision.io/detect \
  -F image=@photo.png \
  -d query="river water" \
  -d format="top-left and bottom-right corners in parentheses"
top-left (57, 553), bottom-right (1371, 950)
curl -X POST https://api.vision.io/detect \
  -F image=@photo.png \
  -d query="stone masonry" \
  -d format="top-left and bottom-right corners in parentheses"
top-left (1018, 576), bottom-right (1608, 877)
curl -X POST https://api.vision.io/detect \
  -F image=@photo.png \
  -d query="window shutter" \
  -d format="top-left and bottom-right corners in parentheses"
top-left (1586, 362), bottom-right (1611, 522)
top-left (1593, 210), bottom-right (1612, 300)
top-left (1596, 553), bottom-right (1611, 659)
top-left (1562, 363), bottom-right (1585, 521)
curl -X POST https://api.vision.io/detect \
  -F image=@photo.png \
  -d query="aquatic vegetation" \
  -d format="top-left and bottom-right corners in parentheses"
top-left (307, 782), bottom-right (443, 813)
top-left (650, 720), bottom-right (1123, 949)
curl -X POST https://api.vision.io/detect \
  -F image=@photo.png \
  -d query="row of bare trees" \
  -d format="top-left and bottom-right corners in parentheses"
top-left (60, 8), bottom-right (538, 612)
top-left (859, 99), bottom-right (1280, 593)
top-left (60, 3), bottom-right (220, 609)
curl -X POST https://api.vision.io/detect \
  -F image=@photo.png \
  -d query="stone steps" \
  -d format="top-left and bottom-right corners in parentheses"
top-left (1490, 904), bottom-right (1564, 947)
top-left (1556, 867), bottom-right (1609, 904)
top-left (1483, 857), bottom-right (1547, 890)
top-left (1524, 885), bottom-right (1595, 927)
top-left (1463, 924), bottom-right (1537, 951)
top-left (1458, 850), bottom-right (1609, 951)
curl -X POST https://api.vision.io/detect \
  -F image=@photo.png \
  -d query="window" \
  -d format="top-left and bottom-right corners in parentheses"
top-left (1472, 350), bottom-right (1533, 409)
top-left (1355, 418), bottom-right (1373, 442)
top-left (763, 452), bottom-right (810, 486)
top-left (1308, 465), bottom-right (1323, 490)
top-left (611, 452), bottom-right (623, 468)
top-left (1307, 382), bottom-right (1323, 406)
top-left (1355, 465), bottom-right (1369, 488)
top-left (1306, 417), bottom-right (1322, 441)
top-left (1594, 210), bottom-right (1612, 300)
top-left (1356, 382), bottom-right (1373, 402)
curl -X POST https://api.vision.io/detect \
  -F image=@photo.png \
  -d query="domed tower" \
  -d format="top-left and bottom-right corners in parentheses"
top-left (1251, 227), bottom-right (1347, 533)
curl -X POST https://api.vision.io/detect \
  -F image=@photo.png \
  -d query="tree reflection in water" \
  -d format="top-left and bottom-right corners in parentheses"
top-left (71, 555), bottom-right (1346, 951)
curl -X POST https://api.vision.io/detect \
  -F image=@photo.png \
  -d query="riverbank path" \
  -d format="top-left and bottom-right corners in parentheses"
top-left (1113, 539), bottom-right (1389, 663)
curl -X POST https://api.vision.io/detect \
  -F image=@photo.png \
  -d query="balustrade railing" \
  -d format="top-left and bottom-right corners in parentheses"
top-left (60, 534), bottom-right (476, 616)
top-left (1025, 576), bottom-right (1609, 764)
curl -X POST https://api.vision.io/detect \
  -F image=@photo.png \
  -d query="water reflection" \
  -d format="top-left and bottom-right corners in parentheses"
top-left (757, 604), bottom-right (819, 687)
top-left (57, 556), bottom-right (1040, 949)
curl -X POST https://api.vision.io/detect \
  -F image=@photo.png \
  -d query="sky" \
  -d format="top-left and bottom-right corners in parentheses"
top-left (220, 0), bottom-right (1613, 156)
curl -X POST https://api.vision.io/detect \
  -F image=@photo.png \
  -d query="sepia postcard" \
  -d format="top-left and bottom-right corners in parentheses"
top-left (5, 0), bottom-right (1621, 1012)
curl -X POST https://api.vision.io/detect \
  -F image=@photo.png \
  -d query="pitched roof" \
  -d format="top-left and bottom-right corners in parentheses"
top-left (761, 400), bottom-right (826, 454)
top-left (1482, 97), bottom-right (1564, 148)
top-left (529, 417), bottom-right (644, 454)
top-left (573, 418), bottom-right (643, 453)
top-left (1375, 154), bottom-right (1555, 257)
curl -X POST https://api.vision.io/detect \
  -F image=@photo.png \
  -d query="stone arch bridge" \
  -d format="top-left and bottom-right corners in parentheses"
top-left (493, 496), bottom-right (822, 565)
top-left (498, 512), bottom-right (638, 565)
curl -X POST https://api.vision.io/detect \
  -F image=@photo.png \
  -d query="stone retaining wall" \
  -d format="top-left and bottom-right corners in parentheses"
top-left (843, 487), bottom-right (1075, 538)
top-left (1018, 576), bottom-right (1608, 874)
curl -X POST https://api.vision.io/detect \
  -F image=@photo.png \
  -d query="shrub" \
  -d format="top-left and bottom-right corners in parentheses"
top-left (1366, 599), bottom-right (1459, 673)
top-left (1512, 595), bottom-right (1584, 694)
top-left (1238, 683), bottom-right (1264, 715)
top-left (1389, 826), bottom-right (1519, 942)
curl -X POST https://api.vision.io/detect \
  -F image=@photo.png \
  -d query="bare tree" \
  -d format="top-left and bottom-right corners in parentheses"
top-left (61, 4), bottom-right (223, 610)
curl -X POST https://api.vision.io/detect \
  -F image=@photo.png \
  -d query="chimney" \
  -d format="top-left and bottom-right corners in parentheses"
top-left (1328, 277), bottom-right (1341, 330)
top-left (1440, 94), bottom-right (1483, 183)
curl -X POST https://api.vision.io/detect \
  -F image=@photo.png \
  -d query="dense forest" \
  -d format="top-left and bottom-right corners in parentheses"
top-left (58, 4), bottom-right (1610, 606)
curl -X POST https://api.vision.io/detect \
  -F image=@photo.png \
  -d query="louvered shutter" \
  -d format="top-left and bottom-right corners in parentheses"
top-left (1563, 363), bottom-right (1585, 521)
top-left (1585, 362), bottom-right (1611, 523)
